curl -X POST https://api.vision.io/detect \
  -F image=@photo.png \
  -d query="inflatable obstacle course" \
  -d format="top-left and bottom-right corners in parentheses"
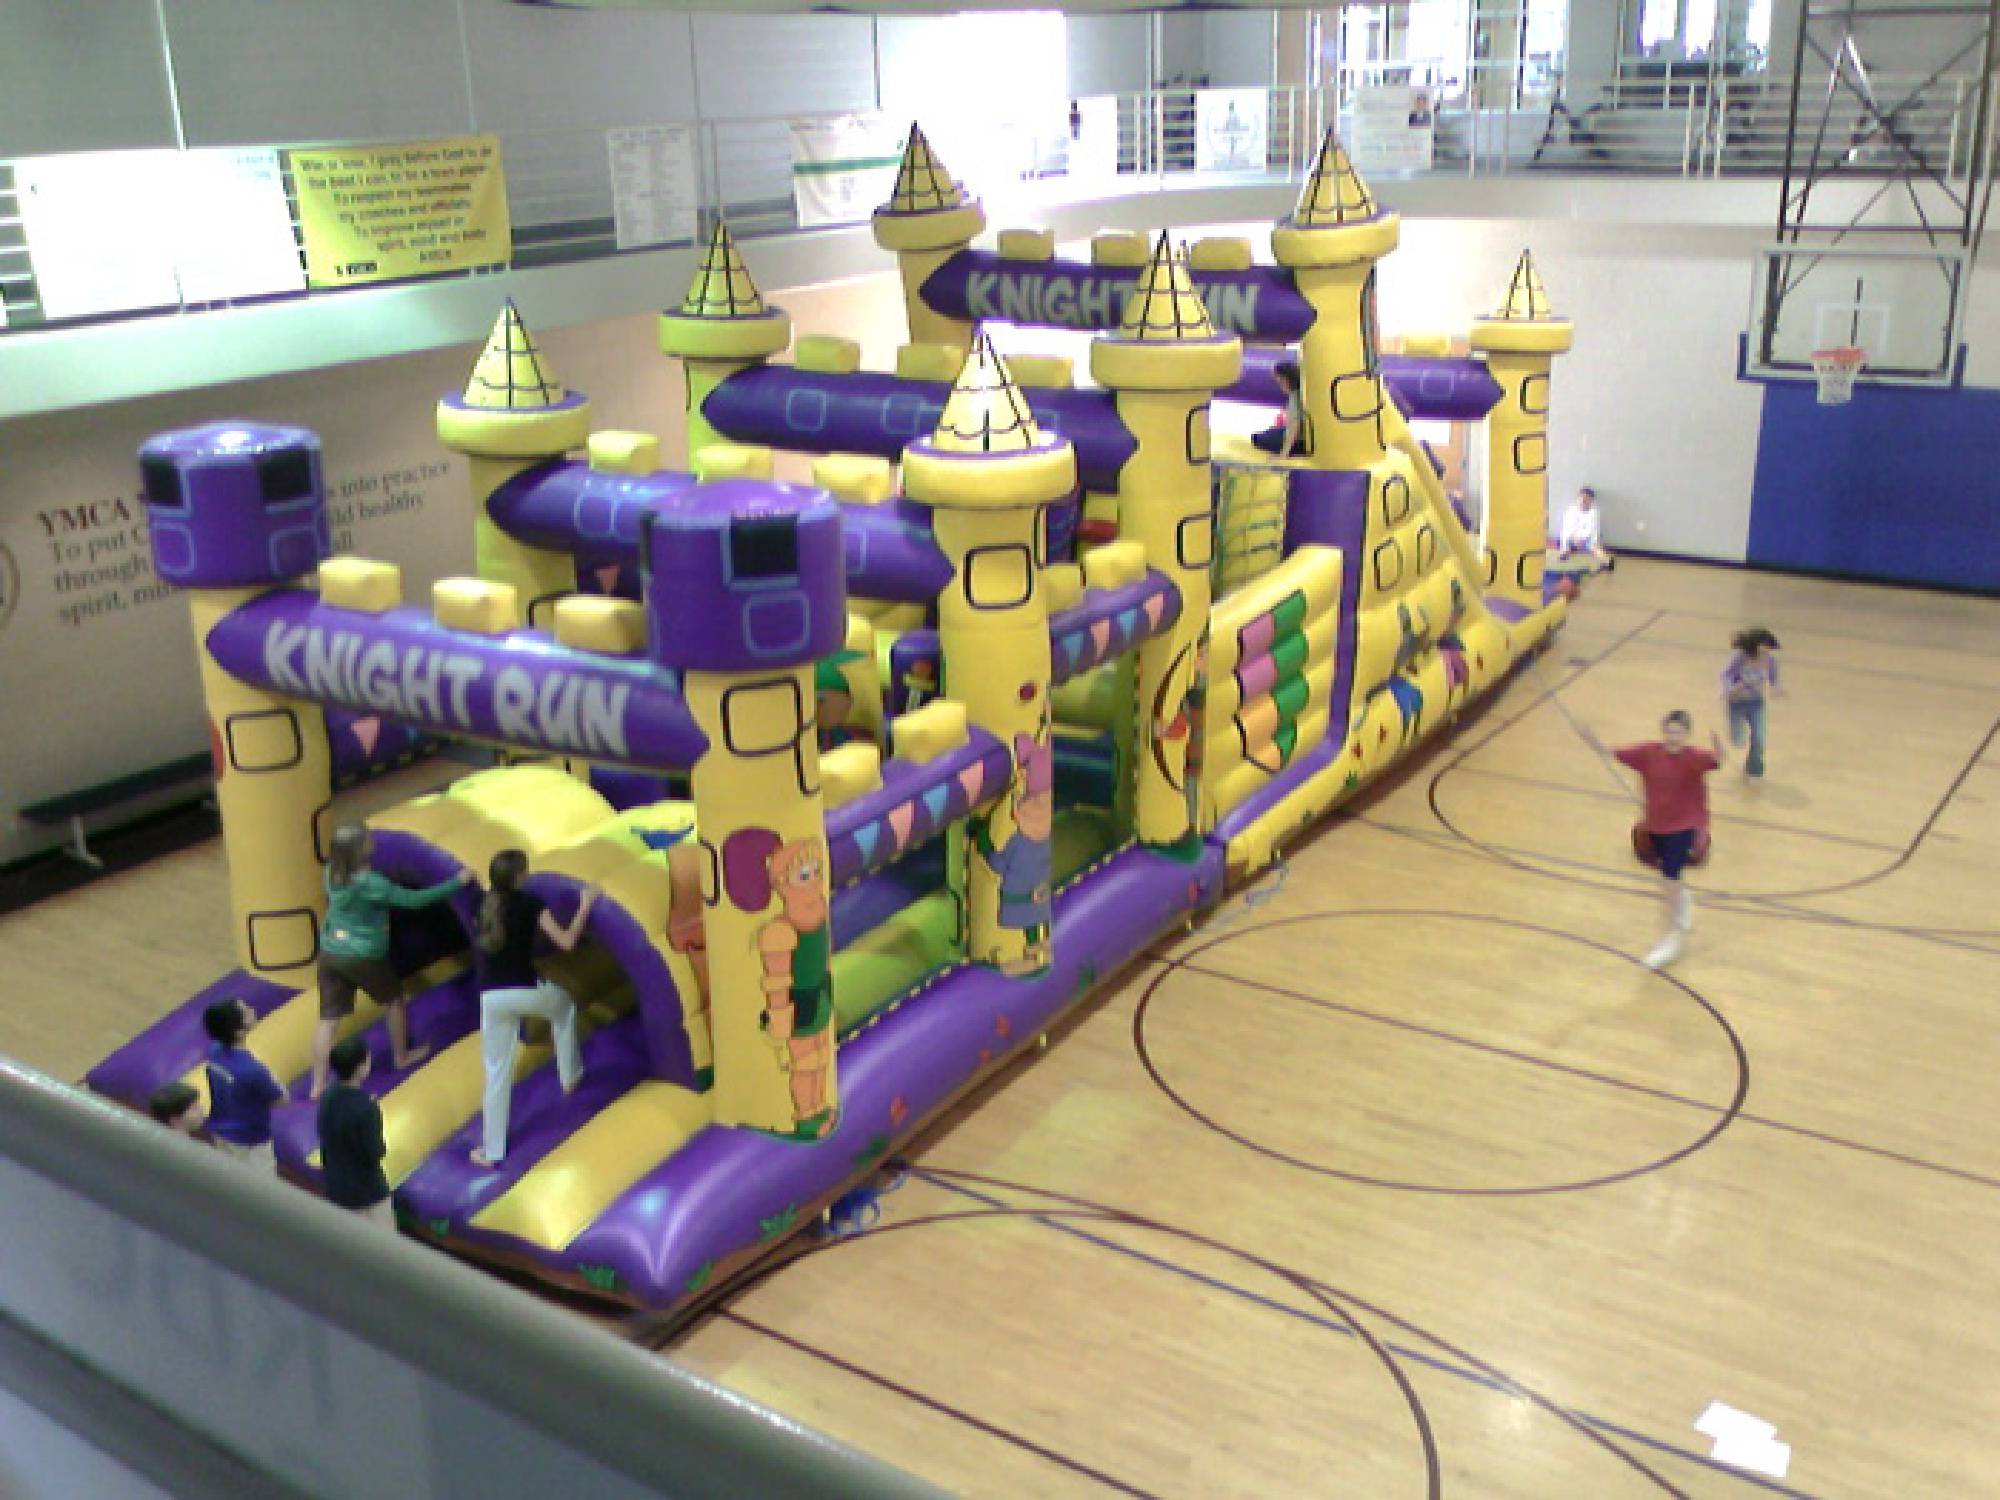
top-left (90, 124), bottom-right (1571, 1316)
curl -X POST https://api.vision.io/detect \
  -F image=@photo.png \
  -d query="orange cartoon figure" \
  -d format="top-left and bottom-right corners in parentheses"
top-left (722, 828), bottom-right (835, 1139)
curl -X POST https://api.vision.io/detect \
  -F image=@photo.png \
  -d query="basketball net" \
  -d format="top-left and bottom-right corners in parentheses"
top-left (1810, 345), bottom-right (1866, 405)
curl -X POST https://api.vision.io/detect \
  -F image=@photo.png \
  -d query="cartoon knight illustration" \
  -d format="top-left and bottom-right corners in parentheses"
top-left (721, 828), bottom-right (836, 1139)
top-left (973, 732), bottom-right (1055, 976)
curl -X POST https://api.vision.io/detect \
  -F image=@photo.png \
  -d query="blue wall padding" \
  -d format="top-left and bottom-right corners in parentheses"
top-left (1748, 381), bottom-right (2000, 592)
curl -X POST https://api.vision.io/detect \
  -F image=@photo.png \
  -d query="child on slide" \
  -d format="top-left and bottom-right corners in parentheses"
top-left (1720, 628), bottom-right (1783, 780)
top-left (1582, 710), bottom-right (1725, 970)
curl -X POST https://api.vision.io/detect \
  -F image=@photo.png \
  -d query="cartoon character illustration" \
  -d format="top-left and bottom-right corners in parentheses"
top-left (973, 733), bottom-right (1055, 976)
top-left (814, 649), bottom-right (868, 751)
top-left (638, 824), bottom-right (710, 1021)
top-left (1149, 635), bottom-right (1208, 793)
top-left (1386, 674), bottom-right (1426, 747)
top-left (1438, 631), bottom-right (1471, 717)
top-left (721, 828), bottom-right (835, 1139)
top-left (1391, 599), bottom-right (1433, 677)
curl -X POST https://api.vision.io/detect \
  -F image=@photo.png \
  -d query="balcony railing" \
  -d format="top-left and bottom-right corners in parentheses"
top-left (1, 74), bottom-right (1987, 339)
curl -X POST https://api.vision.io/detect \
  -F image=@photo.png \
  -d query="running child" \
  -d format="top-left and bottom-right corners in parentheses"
top-left (1582, 710), bottom-right (1726, 969)
top-left (1720, 628), bottom-right (1783, 780)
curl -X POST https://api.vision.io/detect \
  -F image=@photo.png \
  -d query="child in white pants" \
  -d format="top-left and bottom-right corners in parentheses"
top-left (478, 981), bottom-right (583, 1165)
top-left (470, 848), bottom-right (599, 1168)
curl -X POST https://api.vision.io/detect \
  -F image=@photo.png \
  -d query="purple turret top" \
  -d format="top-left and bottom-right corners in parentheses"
top-left (640, 477), bottom-right (848, 675)
top-left (139, 423), bottom-right (331, 589)
top-left (922, 248), bottom-right (1318, 342)
top-left (205, 590), bottom-right (709, 771)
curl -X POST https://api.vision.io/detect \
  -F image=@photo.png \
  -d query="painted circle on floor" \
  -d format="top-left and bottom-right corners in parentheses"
top-left (1134, 909), bottom-right (1748, 1195)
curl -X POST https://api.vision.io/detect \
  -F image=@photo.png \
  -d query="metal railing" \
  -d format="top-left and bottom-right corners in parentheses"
top-left (2, 75), bottom-right (1989, 339)
top-left (0, 1057), bottom-right (939, 1499)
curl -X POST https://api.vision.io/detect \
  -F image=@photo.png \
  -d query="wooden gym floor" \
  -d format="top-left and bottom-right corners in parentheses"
top-left (5, 557), bottom-right (1999, 1497)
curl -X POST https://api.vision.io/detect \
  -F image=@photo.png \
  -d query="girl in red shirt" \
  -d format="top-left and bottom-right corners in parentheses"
top-left (1583, 710), bottom-right (1726, 969)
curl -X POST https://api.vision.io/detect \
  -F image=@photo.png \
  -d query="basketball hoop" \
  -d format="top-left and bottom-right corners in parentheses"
top-left (1810, 345), bottom-right (1867, 405)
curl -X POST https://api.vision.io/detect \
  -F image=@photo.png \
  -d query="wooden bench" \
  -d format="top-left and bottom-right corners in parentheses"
top-left (18, 753), bottom-right (214, 868)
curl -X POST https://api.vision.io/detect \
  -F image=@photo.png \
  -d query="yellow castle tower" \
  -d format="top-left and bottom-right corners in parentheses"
top-left (1090, 234), bottom-right (1243, 846)
top-left (659, 220), bottom-right (792, 464)
top-left (1270, 131), bottom-right (1401, 477)
top-left (1470, 251), bottom-right (1573, 608)
top-left (902, 334), bottom-right (1075, 974)
top-left (872, 124), bottom-right (987, 352)
top-left (436, 302), bottom-right (593, 629)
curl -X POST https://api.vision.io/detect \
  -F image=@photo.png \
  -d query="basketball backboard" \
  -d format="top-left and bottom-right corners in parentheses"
top-left (1745, 244), bottom-right (1966, 386)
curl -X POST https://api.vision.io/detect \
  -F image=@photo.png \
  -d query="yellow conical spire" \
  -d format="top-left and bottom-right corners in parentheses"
top-left (1289, 131), bottom-right (1378, 229)
top-left (887, 123), bottom-right (967, 215)
top-left (460, 300), bottom-right (569, 411)
top-left (928, 331), bottom-right (1053, 455)
top-left (679, 220), bottom-right (768, 319)
top-left (1119, 233), bottom-right (1217, 342)
top-left (1492, 250), bottom-right (1555, 320)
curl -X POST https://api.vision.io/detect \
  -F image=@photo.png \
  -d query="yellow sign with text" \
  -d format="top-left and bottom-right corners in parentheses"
top-left (290, 135), bottom-right (511, 288)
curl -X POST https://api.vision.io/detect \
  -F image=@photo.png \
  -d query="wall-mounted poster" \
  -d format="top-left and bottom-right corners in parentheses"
top-left (290, 135), bottom-right (511, 288)
top-left (789, 115), bottom-right (902, 229)
top-left (607, 125), bottom-right (700, 250)
top-left (1350, 86), bottom-right (1436, 174)
top-left (171, 149), bottom-right (306, 304)
top-left (15, 152), bottom-right (182, 320)
top-left (1195, 89), bottom-right (1269, 174)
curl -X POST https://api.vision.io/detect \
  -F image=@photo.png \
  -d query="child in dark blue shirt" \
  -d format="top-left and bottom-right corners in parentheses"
top-left (203, 999), bottom-right (284, 1170)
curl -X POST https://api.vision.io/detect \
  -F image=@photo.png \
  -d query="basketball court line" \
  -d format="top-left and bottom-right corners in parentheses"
top-left (1351, 812), bottom-right (2000, 957)
top-left (1443, 765), bottom-right (1907, 853)
top-left (1156, 941), bottom-right (2000, 1195)
top-left (719, 1306), bottom-right (1160, 1498)
top-left (1573, 579), bottom-right (2000, 663)
top-left (900, 1171), bottom-right (1814, 1499)
top-left (1563, 624), bottom-right (2000, 695)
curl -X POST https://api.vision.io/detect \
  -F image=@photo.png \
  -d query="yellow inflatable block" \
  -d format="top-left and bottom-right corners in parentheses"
top-left (554, 596), bottom-right (647, 655)
top-left (998, 227), bottom-right (1055, 261)
top-left (796, 335), bottom-right (862, 375)
top-left (892, 699), bottom-right (970, 762)
top-left (822, 742), bottom-right (885, 808)
top-left (319, 557), bottom-right (402, 614)
top-left (1009, 354), bottom-right (1073, 389)
top-left (433, 578), bottom-right (520, 636)
top-left (695, 444), bottom-right (774, 483)
top-left (896, 343), bottom-right (961, 384)
top-left (471, 1082), bottom-right (712, 1252)
top-left (1397, 332), bottom-right (1454, 357)
top-left (587, 431), bottom-right (662, 476)
top-left (814, 453), bottom-right (895, 505)
top-left (1190, 237), bottom-right (1253, 272)
top-left (1081, 540), bottom-right (1146, 590)
top-left (1044, 563), bottom-right (1085, 614)
top-left (1091, 232), bottom-right (1149, 267)
top-left (843, 614), bottom-right (884, 734)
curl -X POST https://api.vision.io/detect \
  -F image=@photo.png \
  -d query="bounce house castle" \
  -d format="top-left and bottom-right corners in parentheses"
top-left (89, 128), bottom-right (1570, 1313)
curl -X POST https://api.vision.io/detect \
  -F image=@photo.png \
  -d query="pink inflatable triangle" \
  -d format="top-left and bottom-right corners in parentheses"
top-left (352, 716), bottom-right (381, 756)
top-left (957, 763), bottom-right (985, 803)
top-left (596, 565), bottom-right (621, 592)
top-left (1090, 619), bottom-right (1113, 653)
top-left (886, 801), bottom-right (918, 846)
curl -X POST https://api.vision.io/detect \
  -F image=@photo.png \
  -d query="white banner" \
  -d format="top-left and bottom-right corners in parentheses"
top-left (607, 125), bottom-right (700, 251)
top-left (16, 152), bottom-right (182, 321)
top-left (1195, 90), bottom-right (1269, 175)
top-left (171, 148), bottom-right (306, 304)
top-left (788, 115), bottom-right (902, 229)
top-left (1349, 86), bottom-right (1436, 175)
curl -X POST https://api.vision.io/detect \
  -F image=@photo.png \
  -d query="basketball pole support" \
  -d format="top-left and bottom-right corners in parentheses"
top-left (1761, 0), bottom-right (2000, 378)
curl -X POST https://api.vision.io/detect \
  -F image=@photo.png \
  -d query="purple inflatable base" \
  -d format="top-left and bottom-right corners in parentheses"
top-left (433, 837), bottom-right (1224, 1310)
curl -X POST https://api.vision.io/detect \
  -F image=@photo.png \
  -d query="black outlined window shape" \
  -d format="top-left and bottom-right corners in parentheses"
top-left (226, 707), bottom-right (305, 773)
top-left (964, 542), bottom-right (1035, 610)
top-left (1185, 406), bottom-right (1210, 464)
top-left (1372, 537), bottom-right (1404, 593)
top-left (1379, 473), bottom-right (1411, 527)
top-left (1513, 432), bottom-right (1548, 476)
top-left (1521, 371), bottom-right (1550, 415)
top-left (1414, 523), bottom-right (1438, 573)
